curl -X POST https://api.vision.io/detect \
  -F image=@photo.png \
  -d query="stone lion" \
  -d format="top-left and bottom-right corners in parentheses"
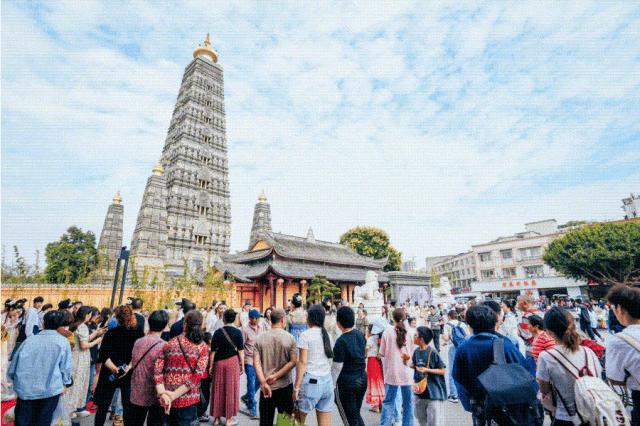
top-left (354, 270), bottom-right (382, 301)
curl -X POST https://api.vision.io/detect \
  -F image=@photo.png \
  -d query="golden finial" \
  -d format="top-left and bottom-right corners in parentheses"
top-left (193, 33), bottom-right (219, 63)
top-left (258, 190), bottom-right (267, 203)
top-left (153, 163), bottom-right (164, 176)
top-left (112, 191), bottom-right (122, 205)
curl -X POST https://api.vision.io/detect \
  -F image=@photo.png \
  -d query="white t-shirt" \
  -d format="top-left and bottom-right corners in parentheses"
top-left (240, 311), bottom-right (249, 328)
top-left (298, 327), bottom-right (332, 377)
top-left (366, 335), bottom-right (380, 357)
top-left (606, 324), bottom-right (640, 391)
top-left (537, 345), bottom-right (602, 421)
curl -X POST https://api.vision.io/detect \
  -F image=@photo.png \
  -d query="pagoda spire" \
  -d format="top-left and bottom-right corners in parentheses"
top-left (193, 33), bottom-right (219, 63)
top-left (94, 193), bottom-right (124, 284)
top-left (249, 191), bottom-right (272, 248)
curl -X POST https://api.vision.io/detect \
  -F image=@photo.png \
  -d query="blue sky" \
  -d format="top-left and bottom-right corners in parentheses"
top-left (2, 1), bottom-right (639, 268)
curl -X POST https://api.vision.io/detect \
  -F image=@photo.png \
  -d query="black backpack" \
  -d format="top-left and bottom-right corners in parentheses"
top-left (477, 337), bottom-right (542, 425)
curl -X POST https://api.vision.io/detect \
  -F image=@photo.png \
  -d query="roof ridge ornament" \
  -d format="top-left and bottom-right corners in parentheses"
top-left (258, 190), bottom-right (267, 203)
top-left (193, 32), bottom-right (219, 63)
top-left (306, 227), bottom-right (315, 242)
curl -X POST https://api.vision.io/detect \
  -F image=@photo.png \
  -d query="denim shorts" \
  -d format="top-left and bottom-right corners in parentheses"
top-left (298, 373), bottom-right (334, 413)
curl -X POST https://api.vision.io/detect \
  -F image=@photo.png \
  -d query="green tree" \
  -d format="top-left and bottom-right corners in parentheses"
top-left (45, 226), bottom-right (97, 284)
top-left (430, 267), bottom-right (441, 289)
top-left (339, 226), bottom-right (402, 271)
top-left (203, 266), bottom-right (226, 292)
top-left (13, 246), bottom-right (28, 278)
top-left (308, 275), bottom-right (341, 303)
top-left (543, 221), bottom-right (640, 286)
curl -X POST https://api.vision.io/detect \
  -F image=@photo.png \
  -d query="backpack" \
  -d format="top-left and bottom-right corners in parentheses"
top-left (477, 337), bottom-right (542, 425)
top-left (448, 321), bottom-right (467, 348)
top-left (548, 347), bottom-right (630, 426)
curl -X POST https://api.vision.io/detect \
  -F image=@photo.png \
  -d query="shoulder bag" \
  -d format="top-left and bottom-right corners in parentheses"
top-left (413, 348), bottom-right (432, 395)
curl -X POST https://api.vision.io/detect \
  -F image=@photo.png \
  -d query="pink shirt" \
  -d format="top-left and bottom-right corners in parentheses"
top-left (379, 326), bottom-right (414, 386)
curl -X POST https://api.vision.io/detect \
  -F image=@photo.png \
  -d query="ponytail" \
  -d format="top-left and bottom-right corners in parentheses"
top-left (308, 304), bottom-right (333, 358)
top-left (392, 308), bottom-right (407, 349)
top-left (544, 307), bottom-right (580, 352)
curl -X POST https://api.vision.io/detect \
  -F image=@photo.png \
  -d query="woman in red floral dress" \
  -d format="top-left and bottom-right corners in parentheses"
top-left (154, 311), bottom-right (209, 425)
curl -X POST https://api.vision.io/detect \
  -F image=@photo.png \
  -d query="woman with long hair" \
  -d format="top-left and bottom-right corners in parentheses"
top-left (92, 305), bottom-right (144, 426)
top-left (155, 310), bottom-right (209, 425)
top-left (537, 307), bottom-right (602, 426)
top-left (293, 304), bottom-right (334, 426)
top-left (261, 307), bottom-right (273, 331)
top-left (366, 319), bottom-right (387, 412)
top-left (379, 308), bottom-right (414, 426)
top-left (209, 309), bottom-right (244, 425)
top-left (98, 308), bottom-right (112, 329)
top-left (68, 306), bottom-right (103, 418)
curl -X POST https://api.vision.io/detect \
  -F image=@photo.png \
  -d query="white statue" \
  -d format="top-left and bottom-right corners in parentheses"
top-left (353, 271), bottom-right (384, 320)
top-left (432, 276), bottom-right (455, 306)
top-left (354, 271), bottom-right (383, 301)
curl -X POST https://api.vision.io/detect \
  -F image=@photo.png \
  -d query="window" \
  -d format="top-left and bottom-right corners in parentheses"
top-left (502, 267), bottom-right (516, 278)
top-left (198, 179), bottom-right (210, 189)
top-left (197, 206), bottom-right (209, 216)
top-left (479, 252), bottom-right (492, 262)
top-left (500, 249), bottom-right (513, 260)
top-left (203, 135), bottom-right (211, 144)
top-left (205, 100), bottom-right (213, 107)
top-left (204, 117), bottom-right (212, 124)
top-left (520, 246), bottom-right (542, 260)
top-left (524, 265), bottom-right (544, 277)
top-left (481, 269), bottom-right (495, 279)
top-left (194, 235), bottom-right (208, 245)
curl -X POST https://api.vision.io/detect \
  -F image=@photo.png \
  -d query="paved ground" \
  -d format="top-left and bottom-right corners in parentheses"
top-left (79, 397), bottom-right (471, 425)
top-left (80, 333), bottom-right (615, 425)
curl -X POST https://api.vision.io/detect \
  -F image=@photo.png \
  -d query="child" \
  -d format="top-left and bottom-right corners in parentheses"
top-left (365, 322), bottom-right (385, 413)
top-left (411, 326), bottom-right (447, 426)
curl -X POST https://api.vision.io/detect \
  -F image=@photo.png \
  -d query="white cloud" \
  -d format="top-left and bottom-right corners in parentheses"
top-left (2, 1), bottom-right (639, 268)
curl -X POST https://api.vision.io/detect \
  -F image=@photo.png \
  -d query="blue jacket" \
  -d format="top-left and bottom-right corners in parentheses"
top-left (8, 330), bottom-right (72, 400)
top-left (452, 332), bottom-right (527, 412)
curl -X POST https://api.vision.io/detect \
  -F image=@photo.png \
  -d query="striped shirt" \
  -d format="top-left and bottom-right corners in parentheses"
top-left (154, 335), bottom-right (208, 408)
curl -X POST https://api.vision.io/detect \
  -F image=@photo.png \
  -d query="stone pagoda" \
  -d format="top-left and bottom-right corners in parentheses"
top-left (130, 34), bottom-right (232, 281)
top-left (94, 192), bottom-right (124, 283)
top-left (249, 190), bottom-right (272, 249)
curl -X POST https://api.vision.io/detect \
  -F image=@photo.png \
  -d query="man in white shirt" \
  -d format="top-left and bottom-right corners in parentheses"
top-left (605, 285), bottom-right (640, 425)
top-left (24, 296), bottom-right (44, 337)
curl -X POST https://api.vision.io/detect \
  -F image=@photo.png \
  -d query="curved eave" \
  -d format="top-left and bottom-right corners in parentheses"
top-left (271, 247), bottom-right (386, 269)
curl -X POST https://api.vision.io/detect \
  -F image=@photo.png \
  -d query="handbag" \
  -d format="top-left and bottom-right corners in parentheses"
top-left (276, 403), bottom-right (304, 426)
top-left (413, 348), bottom-right (432, 395)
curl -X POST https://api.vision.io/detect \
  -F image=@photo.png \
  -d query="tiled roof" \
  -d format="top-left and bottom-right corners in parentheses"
top-left (223, 231), bottom-right (387, 268)
top-left (216, 258), bottom-right (381, 283)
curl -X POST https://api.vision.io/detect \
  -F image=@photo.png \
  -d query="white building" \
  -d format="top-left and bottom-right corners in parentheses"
top-left (622, 193), bottom-right (640, 219)
top-left (425, 255), bottom-right (451, 273)
top-left (470, 219), bottom-right (586, 299)
top-left (431, 251), bottom-right (477, 292)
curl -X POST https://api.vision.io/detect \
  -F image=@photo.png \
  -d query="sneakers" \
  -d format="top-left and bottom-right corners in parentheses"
top-left (250, 409), bottom-right (259, 419)
top-left (447, 396), bottom-right (459, 403)
top-left (76, 410), bottom-right (91, 418)
top-left (199, 414), bottom-right (211, 423)
top-left (240, 394), bottom-right (249, 409)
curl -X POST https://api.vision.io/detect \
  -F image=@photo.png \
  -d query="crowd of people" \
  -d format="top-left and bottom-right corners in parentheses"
top-left (1, 284), bottom-right (639, 426)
